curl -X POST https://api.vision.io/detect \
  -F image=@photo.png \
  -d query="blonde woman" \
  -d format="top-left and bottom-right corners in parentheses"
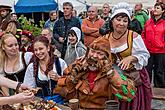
top-left (0, 33), bottom-right (33, 95)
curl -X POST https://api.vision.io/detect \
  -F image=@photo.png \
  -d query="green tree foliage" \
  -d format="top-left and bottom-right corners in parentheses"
top-left (18, 15), bottom-right (45, 36)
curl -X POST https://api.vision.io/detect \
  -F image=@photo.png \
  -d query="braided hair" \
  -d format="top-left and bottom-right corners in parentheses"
top-left (33, 35), bottom-right (55, 76)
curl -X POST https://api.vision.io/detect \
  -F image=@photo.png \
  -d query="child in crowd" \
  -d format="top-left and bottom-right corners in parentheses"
top-left (64, 27), bottom-right (86, 65)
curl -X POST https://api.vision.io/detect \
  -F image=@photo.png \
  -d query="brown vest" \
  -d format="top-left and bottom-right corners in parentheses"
top-left (105, 30), bottom-right (134, 71)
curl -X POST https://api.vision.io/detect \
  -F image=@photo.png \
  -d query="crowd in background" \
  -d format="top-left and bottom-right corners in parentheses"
top-left (0, 0), bottom-right (164, 109)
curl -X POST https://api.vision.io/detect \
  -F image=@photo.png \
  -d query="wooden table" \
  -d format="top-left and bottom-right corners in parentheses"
top-left (57, 105), bottom-right (72, 110)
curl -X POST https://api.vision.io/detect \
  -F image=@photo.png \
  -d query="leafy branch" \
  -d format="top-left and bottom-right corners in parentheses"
top-left (18, 15), bottom-right (45, 36)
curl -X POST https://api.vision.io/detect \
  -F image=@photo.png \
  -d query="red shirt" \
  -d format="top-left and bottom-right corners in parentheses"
top-left (87, 71), bottom-right (97, 91)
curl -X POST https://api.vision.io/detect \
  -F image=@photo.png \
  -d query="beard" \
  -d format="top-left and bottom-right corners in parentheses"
top-left (88, 65), bottom-right (98, 71)
top-left (86, 56), bottom-right (111, 72)
top-left (1, 14), bottom-right (7, 18)
top-left (21, 40), bottom-right (29, 46)
top-left (86, 57), bottom-right (102, 71)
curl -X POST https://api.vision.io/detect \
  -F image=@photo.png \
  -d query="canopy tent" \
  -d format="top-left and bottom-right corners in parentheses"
top-left (85, 0), bottom-right (155, 8)
top-left (14, 0), bottom-right (58, 13)
top-left (57, 0), bottom-right (88, 15)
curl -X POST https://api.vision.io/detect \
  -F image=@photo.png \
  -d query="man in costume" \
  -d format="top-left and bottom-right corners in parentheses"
top-left (56, 37), bottom-right (136, 109)
top-left (0, 5), bottom-right (17, 36)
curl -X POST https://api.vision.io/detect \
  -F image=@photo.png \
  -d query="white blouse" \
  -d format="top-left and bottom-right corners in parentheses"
top-left (111, 35), bottom-right (150, 70)
top-left (23, 58), bottom-right (67, 88)
top-left (0, 52), bottom-right (33, 76)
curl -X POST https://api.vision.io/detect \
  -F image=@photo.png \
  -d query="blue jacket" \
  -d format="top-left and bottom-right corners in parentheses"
top-left (53, 16), bottom-right (81, 57)
top-left (44, 19), bottom-right (56, 31)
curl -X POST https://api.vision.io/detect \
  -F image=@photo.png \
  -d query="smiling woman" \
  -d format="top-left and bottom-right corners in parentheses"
top-left (23, 35), bottom-right (67, 104)
top-left (104, 2), bottom-right (152, 110)
top-left (0, 33), bottom-right (33, 96)
top-left (142, 2), bottom-right (165, 88)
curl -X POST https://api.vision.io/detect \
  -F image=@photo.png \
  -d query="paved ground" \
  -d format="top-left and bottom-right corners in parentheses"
top-left (152, 99), bottom-right (165, 110)
top-left (151, 73), bottom-right (165, 110)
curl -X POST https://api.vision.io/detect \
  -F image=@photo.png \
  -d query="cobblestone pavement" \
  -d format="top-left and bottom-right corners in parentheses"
top-left (152, 99), bottom-right (165, 110)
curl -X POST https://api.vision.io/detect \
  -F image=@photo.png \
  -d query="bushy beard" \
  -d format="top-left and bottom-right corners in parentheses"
top-left (86, 56), bottom-right (111, 72)
top-left (86, 57), bottom-right (101, 71)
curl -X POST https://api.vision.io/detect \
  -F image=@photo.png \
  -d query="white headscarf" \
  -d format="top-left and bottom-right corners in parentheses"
top-left (68, 27), bottom-right (81, 58)
top-left (111, 2), bottom-right (133, 20)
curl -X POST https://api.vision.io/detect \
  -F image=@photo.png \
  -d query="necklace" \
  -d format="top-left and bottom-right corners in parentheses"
top-left (112, 30), bottom-right (127, 40)
top-left (39, 64), bottom-right (46, 73)
top-left (39, 57), bottom-right (50, 74)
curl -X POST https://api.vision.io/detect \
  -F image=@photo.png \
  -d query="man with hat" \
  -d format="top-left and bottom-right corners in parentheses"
top-left (19, 30), bottom-right (33, 52)
top-left (0, 5), bottom-right (17, 36)
top-left (56, 37), bottom-right (136, 109)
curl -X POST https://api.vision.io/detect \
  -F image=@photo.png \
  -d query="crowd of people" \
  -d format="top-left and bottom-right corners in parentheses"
top-left (0, 0), bottom-right (164, 110)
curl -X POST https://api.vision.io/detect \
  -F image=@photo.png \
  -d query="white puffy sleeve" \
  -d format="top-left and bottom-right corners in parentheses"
top-left (23, 63), bottom-right (37, 88)
top-left (59, 58), bottom-right (67, 76)
top-left (132, 35), bottom-right (150, 70)
top-left (24, 52), bottom-right (33, 65)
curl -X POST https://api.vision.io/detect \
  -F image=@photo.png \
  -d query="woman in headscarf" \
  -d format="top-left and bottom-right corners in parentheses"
top-left (105, 2), bottom-right (152, 110)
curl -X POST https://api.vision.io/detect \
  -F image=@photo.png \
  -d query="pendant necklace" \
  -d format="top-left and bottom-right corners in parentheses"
top-left (112, 30), bottom-right (127, 40)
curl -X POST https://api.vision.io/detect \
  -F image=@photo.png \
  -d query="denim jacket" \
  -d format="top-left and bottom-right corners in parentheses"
top-left (44, 19), bottom-right (56, 31)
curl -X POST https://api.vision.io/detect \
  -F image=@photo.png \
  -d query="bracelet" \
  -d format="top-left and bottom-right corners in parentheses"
top-left (16, 82), bottom-right (22, 93)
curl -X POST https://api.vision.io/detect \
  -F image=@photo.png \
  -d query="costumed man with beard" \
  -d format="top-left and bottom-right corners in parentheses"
top-left (19, 30), bottom-right (33, 52)
top-left (55, 37), bottom-right (136, 109)
top-left (0, 5), bottom-right (17, 37)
